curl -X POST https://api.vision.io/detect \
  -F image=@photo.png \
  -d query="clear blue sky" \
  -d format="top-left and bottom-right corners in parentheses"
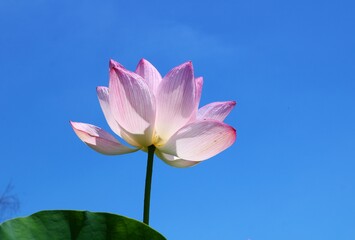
top-left (1, 0), bottom-right (355, 239)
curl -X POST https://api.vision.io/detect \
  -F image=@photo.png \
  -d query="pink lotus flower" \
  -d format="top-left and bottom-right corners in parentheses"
top-left (71, 59), bottom-right (236, 167)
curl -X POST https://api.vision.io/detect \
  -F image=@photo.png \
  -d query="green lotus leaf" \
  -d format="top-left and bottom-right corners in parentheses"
top-left (0, 210), bottom-right (166, 240)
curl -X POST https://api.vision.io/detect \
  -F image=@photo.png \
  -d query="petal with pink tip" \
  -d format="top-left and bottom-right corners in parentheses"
top-left (155, 62), bottom-right (196, 142)
top-left (70, 121), bottom-right (138, 155)
top-left (97, 86), bottom-right (140, 147)
top-left (135, 59), bottom-right (162, 95)
top-left (159, 120), bottom-right (236, 161)
top-left (109, 66), bottom-right (156, 146)
top-left (109, 59), bottom-right (125, 69)
top-left (155, 150), bottom-right (200, 168)
top-left (198, 101), bottom-right (236, 122)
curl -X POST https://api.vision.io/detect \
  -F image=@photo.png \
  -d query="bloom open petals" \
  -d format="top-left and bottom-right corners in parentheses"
top-left (71, 59), bottom-right (237, 166)
top-left (70, 121), bottom-right (138, 155)
top-left (135, 59), bottom-right (162, 95)
top-left (155, 61), bottom-right (196, 142)
top-left (109, 66), bottom-right (156, 146)
top-left (198, 101), bottom-right (236, 122)
top-left (159, 120), bottom-right (236, 161)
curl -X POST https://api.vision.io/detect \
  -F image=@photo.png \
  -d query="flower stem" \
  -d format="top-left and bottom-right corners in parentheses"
top-left (143, 145), bottom-right (156, 225)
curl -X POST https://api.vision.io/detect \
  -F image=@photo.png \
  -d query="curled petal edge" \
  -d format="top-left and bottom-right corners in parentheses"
top-left (70, 121), bottom-right (139, 155)
top-left (155, 150), bottom-right (200, 168)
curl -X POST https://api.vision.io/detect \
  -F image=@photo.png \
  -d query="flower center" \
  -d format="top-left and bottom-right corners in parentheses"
top-left (152, 132), bottom-right (165, 147)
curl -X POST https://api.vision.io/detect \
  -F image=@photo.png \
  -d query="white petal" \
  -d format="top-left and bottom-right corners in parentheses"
top-left (135, 59), bottom-right (162, 95)
top-left (159, 120), bottom-right (236, 161)
top-left (70, 121), bottom-right (138, 155)
top-left (198, 101), bottom-right (236, 122)
top-left (97, 86), bottom-right (140, 147)
top-left (155, 150), bottom-right (200, 168)
top-left (109, 66), bottom-right (156, 146)
top-left (155, 62), bottom-right (196, 143)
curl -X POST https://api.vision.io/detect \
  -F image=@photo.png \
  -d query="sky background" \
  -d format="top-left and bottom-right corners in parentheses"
top-left (1, 0), bottom-right (355, 239)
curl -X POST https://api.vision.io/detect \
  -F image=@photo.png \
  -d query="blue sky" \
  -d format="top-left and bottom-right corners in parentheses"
top-left (1, 0), bottom-right (355, 239)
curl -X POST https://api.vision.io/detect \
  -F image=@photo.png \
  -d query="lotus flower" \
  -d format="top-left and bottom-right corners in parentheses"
top-left (71, 59), bottom-right (236, 167)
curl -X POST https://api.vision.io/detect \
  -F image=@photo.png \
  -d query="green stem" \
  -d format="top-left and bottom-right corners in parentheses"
top-left (143, 145), bottom-right (156, 225)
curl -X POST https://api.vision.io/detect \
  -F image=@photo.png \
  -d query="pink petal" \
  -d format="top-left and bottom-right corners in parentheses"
top-left (109, 66), bottom-right (156, 146)
top-left (70, 121), bottom-right (138, 155)
top-left (97, 86), bottom-right (140, 147)
top-left (109, 59), bottom-right (125, 69)
top-left (135, 59), bottom-right (162, 95)
top-left (189, 77), bottom-right (204, 122)
top-left (159, 120), bottom-right (236, 161)
top-left (194, 77), bottom-right (203, 109)
top-left (155, 61), bottom-right (196, 142)
top-left (198, 101), bottom-right (236, 122)
top-left (155, 150), bottom-right (200, 168)
top-left (97, 86), bottom-right (121, 135)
